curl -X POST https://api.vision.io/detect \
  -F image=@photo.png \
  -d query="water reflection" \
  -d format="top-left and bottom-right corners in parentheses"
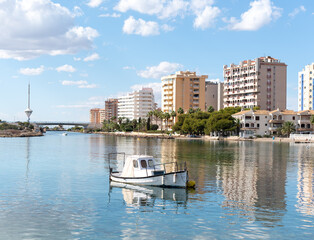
top-left (110, 182), bottom-right (188, 211)
top-left (296, 144), bottom-right (314, 216)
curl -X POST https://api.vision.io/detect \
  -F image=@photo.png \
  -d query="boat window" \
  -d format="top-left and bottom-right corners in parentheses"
top-left (148, 159), bottom-right (154, 168)
top-left (141, 160), bottom-right (147, 168)
top-left (133, 160), bottom-right (138, 168)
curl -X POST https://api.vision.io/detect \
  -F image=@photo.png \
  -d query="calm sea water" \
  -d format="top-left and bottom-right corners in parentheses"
top-left (0, 132), bottom-right (313, 239)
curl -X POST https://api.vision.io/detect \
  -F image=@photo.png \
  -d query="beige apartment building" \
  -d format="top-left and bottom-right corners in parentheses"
top-left (162, 71), bottom-right (208, 127)
top-left (223, 56), bottom-right (287, 111)
top-left (105, 98), bottom-right (118, 121)
top-left (90, 108), bottom-right (105, 127)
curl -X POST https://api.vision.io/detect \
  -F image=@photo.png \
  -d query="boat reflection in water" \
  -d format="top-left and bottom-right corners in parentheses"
top-left (110, 182), bottom-right (188, 209)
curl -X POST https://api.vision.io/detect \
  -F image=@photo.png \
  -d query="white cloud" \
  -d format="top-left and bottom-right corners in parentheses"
top-left (131, 82), bottom-right (162, 106)
top-left (74, 57), bottom-right (81, 61)
top-left (56, 64), bottom-right (76, 73)
top-left (115, 0), bottom-right (163, 16)
top-left (62, 80), bottom-right (97, 88)
top-left (78, 84), bottom-right (97, 88)
top-left (86, 0), bottom-right (103, 8)
top-left (73, 6), bottom-right (84, 17)
top-left (123, 16), bottom-right (160, 36)
top-left (138, 61), bottom-right (183, 79)
top-left (84, 53), bottom-right (100, 62)
top-left (115, 0), bottom-right (188, 19)
top-left (207, 78), bottom-right (220, 83)
top-left (62, 80), bottom-right (88, 86)
top-left (0, 0), bottom-right (99, 60)
top-left (193, 5), bottom-right (220, 29)
top-left (158, 0), bottom-right (189, 19)
top-left (20, 66), bottom-right (45, 76)
top-left (161, 24), bottom-right (175, 32)
top-left (123, 66), bottom-right (135, 70)
top-left (99, 13), bottom-right (121, 18)
top-left (289, 6), bottom-right (306, 18)
top-left (227, 0), bottom-right (282, 31)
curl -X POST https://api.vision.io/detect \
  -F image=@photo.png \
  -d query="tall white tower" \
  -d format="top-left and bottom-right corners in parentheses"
top-left (298, 63), bottom-right (314, 111)
top-left (25, 82), bottom-right (33, 123)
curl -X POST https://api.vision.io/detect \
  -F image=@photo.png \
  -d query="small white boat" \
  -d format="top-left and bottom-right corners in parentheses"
top-left (62, 132), bottom-right (67, 136)
top-left (109, 153), bottom-right (189, 188)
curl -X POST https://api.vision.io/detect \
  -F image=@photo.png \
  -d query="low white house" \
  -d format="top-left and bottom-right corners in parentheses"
top-left (232, 109), bottom-right (314, 138)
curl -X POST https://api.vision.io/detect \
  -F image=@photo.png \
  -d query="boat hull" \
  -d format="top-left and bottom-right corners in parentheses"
top-left (110, 171), bottom-right (188, 188)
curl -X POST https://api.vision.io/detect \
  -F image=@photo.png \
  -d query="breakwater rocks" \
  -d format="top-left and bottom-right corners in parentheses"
top-left (97, 132), bottom-right (175, 139)
top-left (0, 130), bottom-right (43, 138)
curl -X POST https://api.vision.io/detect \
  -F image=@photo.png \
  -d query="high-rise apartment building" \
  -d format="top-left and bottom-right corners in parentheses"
top-left (223, 56), bottom-right (287, 111)
top-left (105, 98), bottom-right (118, 121)
top-left (161, 71), bottom-right (207, 124)
top-left (298, 63), bottom-right (314, 111)
top-left (205, 81), bottom-right (224, 111)
top-left (90, 108), bottom-right (100, 123)
top-left (118, 88), bottom-right (155, 120)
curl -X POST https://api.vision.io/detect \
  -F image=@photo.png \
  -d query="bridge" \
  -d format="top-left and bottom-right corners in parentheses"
top-left (33, 121), bottom-right (90, 129)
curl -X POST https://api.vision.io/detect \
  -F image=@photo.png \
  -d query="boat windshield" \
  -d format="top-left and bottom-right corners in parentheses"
top-left (148, 159), bottom-right (154, 168)
top-left (140, 160), bottom-right (147, 168)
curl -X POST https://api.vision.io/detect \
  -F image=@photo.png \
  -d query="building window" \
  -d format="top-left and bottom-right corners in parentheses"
top-left (265, 124), bottom-right (267, 126)
top-left (257, 124), bottom-right (260, 128)
top-left (292, 116), bottom-right (295, 120)
top-left (256, 116), bottom-right (260, 120)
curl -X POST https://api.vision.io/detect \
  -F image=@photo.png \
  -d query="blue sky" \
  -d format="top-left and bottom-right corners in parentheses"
top-left (0, 0), bottom-right (313, 122)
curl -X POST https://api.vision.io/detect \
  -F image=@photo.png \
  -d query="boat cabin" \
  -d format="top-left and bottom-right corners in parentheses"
top-left (121, 155), bottom-right (164, 178)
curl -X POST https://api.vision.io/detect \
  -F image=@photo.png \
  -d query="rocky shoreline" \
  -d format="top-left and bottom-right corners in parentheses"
top-left (0, 129), bottom-right (43, 138)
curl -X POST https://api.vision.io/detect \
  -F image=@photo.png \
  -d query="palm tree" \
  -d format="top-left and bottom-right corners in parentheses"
top-left (164, 112), bottom-right (171, 130)
top-left (118, 117), bottom-right (123, 125)
top-left (153, 110), bottom-right (159, 125)
top-left (281, 121), bottom-right (296, 137)
top-left (170, 111), bottom-right (176, 127)
top-left (177, 107), bottom-right (184, 115)
top-left (147, 111), bottom-right (153, 127)
top-left (157, 110), bottom-right (164, 131)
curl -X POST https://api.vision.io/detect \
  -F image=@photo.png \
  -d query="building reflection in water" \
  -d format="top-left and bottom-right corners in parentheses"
top-left (296, 144), bottom-right (314, 216)
top-left (217, 141), bottom-right (287, 225)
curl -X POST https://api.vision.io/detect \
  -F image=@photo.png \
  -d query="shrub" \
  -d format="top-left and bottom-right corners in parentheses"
top-left (150, 124), bottom-right (158, 131)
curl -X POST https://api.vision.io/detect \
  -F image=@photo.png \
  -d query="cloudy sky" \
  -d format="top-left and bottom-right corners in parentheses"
top-left (0, 0), bottom-right (313, 121)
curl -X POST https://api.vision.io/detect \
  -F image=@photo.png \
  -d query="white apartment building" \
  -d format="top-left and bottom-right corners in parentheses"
top-left (298, 63), bottom-right (314, 111)
top-left (233, 109), bottom-right (314, 138)
top-left (117, 88), bottom-right (155, 120)
top-left (223, 56), bottom-right (287, 111)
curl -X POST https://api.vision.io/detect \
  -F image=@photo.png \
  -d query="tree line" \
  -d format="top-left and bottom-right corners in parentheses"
top-left (101, 106), bottom-right (243, 136)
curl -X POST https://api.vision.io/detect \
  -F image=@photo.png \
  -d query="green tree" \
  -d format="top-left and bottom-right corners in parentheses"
top-left (170, 111), bottom-right (176, 128)
top-left (281, 121), bottom-right (296, 137)
top-left (207, 106), bottom-right (214, 113)
top-left (205, 111), bottom-right (237, 136)
top-left (164, 112), bottom-right (171, 130)
top-left (188, 108), bottom-right (195, 114)
top-left (177, 107), bottom-right (184, 115)
top-left (311, 115), bottom-right (314, 125)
